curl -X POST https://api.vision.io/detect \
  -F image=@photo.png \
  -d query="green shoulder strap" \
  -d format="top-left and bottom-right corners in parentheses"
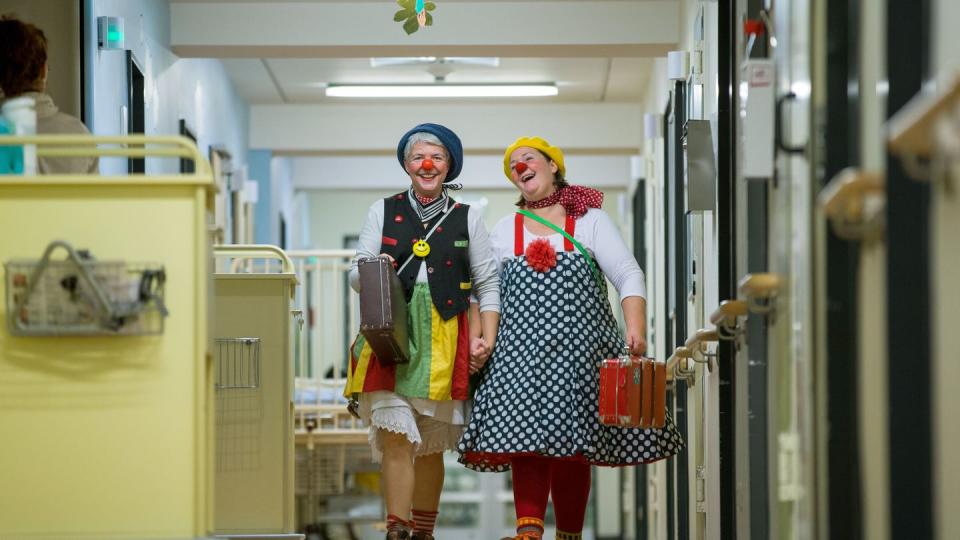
top-left (517, 209), bottom-right (604, 292)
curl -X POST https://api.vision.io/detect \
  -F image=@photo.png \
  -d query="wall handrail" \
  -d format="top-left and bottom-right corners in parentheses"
top-left (710, 299), bottom-right (748, 332)
top-left (685, 328), bottom-right (720, 349)
top-left (685, 328), bottom-right (720, 372)
top-left (666, 346), bottom-right (694, 384)
top-left (887, 75), bottom-right (960, 161)
top-left (818, 168), bottom-right (885, 239)
top-left (738, 272), bottom-right (781, 316)
top-left (737, 273), bottom-right (781, 298)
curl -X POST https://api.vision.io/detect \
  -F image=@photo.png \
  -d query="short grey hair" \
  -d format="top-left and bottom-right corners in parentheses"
top-left (403, 132), bottom-right (448, 162)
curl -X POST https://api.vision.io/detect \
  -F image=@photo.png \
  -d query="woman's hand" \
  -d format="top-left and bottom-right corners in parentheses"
top-left (621, 296), bottom-right (648, 357)
top-left (469, 336), bottom-right (492, 374)
top-left (626, 332), bottom-right (647, 357)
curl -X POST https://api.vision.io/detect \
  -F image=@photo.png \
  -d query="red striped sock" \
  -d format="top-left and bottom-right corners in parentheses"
top-left (386, 513), bottom-right (412, 533)
top-left (411, 508), bottom-right (439, 535)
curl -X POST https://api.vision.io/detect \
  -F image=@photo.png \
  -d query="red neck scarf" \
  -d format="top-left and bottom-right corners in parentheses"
top-left (524, 185), bottom-right (604, 219)
top-left (414, 192), bottom-right (437, 205)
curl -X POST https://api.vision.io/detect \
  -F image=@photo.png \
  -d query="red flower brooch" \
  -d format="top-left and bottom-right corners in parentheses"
top-left (525, 238), bottom-right (557, 273)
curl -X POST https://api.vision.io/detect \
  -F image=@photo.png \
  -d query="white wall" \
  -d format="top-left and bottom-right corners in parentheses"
top-left (270, 156), bottom-right (296, 248)
top-left (932, 1), bottom-right (960, 538)
top-left (933, 0), bottom-right (960, 85)
top-left (87, 0), bottom-right (249, 175)
top-left (252, 104), bottom-right (645, 154)
top-left (291, 154), bottom-right (635, 191)
top-left (857, 2), bottom-right (891, 540)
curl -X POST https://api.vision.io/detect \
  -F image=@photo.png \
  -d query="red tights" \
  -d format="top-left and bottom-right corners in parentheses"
top-left (511, 456), bottom-right (592, 533)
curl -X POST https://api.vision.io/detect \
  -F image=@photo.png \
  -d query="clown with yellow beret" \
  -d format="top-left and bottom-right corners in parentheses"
top-left (458, 136), bottom-right (684, 540)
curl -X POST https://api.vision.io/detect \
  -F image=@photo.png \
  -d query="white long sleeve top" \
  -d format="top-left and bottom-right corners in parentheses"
top-left (489, 208), bottom-right (647, 300)
top-left (349, 198), bottom-right (501, 313)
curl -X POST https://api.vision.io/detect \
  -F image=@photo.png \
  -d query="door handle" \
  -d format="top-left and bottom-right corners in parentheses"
top-left (776, 91), bottom-right (807, 155)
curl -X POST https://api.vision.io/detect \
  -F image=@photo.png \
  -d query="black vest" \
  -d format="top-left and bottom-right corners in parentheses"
top-left (380, 192), bottom-right (472, 320)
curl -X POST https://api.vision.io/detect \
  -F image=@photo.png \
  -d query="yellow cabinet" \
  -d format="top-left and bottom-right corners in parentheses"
top-left (212, 246), bottom-right (297, 535)
top-left (0, 136), bottom-right (214, 538)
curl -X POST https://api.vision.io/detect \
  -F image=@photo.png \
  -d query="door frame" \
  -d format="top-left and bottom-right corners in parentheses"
top-left (885, 0), bottom-right (933, 538)
top-left (822, 0), bottom-right (864, 537)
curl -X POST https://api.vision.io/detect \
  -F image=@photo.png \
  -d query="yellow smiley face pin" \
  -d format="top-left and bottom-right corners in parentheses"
top-left (412, 240), bottom-right (431, 258)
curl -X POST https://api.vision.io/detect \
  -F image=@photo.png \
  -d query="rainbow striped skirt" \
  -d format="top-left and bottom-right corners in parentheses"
top-left (345, 283), bottom-right (471, 401)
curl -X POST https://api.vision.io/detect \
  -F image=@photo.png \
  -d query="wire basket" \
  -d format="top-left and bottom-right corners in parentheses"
top-left (5, 241), bottom-right (167, 336)
top-left (215, 337), bottom-right (261, 390)
top-left (296, 443), bottom-right (376, 497)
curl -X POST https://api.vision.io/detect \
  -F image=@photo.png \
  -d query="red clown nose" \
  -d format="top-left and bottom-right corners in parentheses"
top-left (421, 159), bottom-right (434, 170)
top-left (514, 162), bottom-right (528, 174)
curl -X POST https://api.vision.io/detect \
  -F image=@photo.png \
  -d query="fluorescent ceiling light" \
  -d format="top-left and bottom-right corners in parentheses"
top-left (369, 57), bottom-right (500, 68)
top-left (325, 84), bottom-right (557, 98)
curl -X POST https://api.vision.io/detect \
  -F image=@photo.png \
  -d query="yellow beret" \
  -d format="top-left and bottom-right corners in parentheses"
top-left (503, 136), bottom-right (566, 180)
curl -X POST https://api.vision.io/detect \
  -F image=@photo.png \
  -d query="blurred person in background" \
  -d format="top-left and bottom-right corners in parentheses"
top-left (0, 14), bottom-right (97, 174)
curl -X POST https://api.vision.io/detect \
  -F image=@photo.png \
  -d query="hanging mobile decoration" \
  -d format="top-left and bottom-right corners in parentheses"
top-left (394, 0), bottom-right (436, 35)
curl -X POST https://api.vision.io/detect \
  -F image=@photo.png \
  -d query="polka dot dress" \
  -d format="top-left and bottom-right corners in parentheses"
top-left (458, 250), bottom-right (684, 472)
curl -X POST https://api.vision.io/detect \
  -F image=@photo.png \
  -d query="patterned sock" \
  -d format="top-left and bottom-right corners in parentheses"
top-left (516, 516), bottom-right (545, 538)
top-left (411, 508), bottom-right (438, 535)
top-left (386, 513), bottom-right (412, 533)
top-left (556, 531), bottom-right (583, 540)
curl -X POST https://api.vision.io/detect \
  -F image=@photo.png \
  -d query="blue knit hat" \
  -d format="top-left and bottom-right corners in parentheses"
top-left (397, 123), bottom-right (463, 182)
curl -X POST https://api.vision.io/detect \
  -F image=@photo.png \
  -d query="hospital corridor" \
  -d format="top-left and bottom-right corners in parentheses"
top-left (1, 0), bottom-right (959, 539)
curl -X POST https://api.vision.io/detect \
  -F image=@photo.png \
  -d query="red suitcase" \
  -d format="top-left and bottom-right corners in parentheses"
top-left (639, 357), bottom-right (654, 428)
top-left (358, 256), bottom-right (409, 364)
top-left (652, 359), bottom-right (667, 428)
top-left (599, 352), bottom-right (644, 427)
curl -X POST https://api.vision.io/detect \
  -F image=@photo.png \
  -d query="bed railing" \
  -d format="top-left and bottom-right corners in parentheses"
top-left (286, 249), bottom-right (367, 444)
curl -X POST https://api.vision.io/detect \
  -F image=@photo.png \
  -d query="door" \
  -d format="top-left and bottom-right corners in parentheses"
top-left (769, 0), bottom-right (817, 537)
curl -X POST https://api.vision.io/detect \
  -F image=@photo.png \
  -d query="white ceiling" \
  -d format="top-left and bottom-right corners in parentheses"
top-left (170, 0), bottom-right (678, 152)
top-left (220, 57), bottom-right (656, 105)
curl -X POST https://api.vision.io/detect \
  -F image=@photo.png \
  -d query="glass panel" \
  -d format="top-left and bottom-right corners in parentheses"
top-left (443, 465), bottom-right (481, 492)
top-left (438, 502), bottom-right (480, 527)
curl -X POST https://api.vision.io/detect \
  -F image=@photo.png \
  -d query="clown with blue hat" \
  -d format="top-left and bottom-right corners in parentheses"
top-left (346, 123), bottom-right (501, 540)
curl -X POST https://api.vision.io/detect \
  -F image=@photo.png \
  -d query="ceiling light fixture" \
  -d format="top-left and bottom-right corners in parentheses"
top-left (325, 84), bottom-right (558, 98)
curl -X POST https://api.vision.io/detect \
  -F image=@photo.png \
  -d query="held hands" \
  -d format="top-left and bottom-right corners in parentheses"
top-left (626, 332), bottom-right (648, 357)
top-left (469, 336), bottom-right (492, 374)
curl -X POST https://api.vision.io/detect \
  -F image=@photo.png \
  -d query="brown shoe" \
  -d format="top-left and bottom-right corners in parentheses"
top-left (386, 531), bottom-right (410, 540)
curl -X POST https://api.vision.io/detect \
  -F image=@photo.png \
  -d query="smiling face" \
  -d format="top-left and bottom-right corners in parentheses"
top-left (405, 141), bottom-right (449, 198)
top-left (508, 146), bottom-right (560, 203)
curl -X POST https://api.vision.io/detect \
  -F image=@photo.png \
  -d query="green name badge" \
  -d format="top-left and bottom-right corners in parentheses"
top-left (454, 240), bottom-right (469, 248)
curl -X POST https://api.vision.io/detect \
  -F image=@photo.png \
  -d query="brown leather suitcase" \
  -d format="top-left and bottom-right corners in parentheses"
top-left (358, 256), bottom-right (409, 364)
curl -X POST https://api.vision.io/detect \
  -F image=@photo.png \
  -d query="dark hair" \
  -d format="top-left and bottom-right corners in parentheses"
top-left (0, 14), bottom-right (48, 97)
top-left (515, 149), bottom-right (569, 207)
